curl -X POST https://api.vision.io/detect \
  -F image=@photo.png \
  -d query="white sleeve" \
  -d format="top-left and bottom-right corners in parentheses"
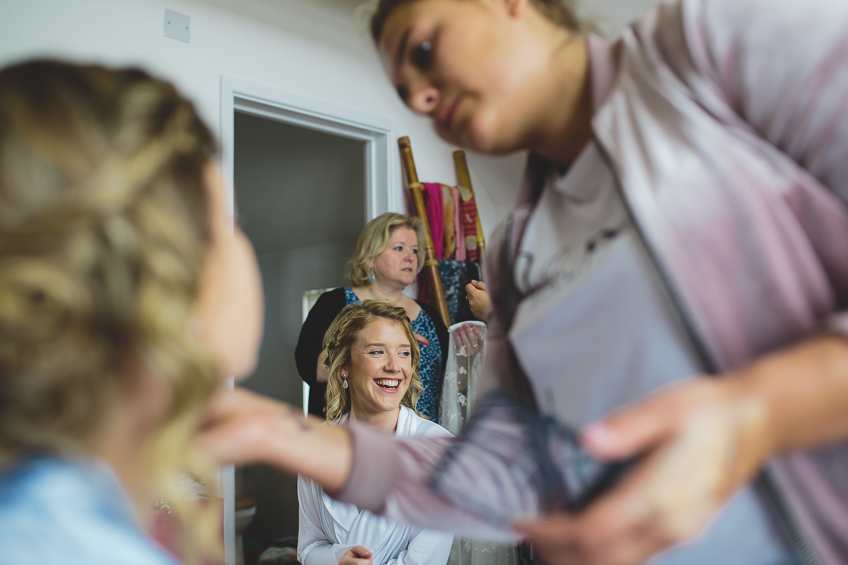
top-left (388, 527), bottom-right (454, 565)
top-left (297, 475), bottom-right (355, 565)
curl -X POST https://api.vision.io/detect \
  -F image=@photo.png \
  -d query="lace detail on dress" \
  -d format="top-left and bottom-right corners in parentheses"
top-left (439, 321), bottom-right (518, 565)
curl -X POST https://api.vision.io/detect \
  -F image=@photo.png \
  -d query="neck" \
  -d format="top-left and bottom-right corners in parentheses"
top-left (92, 406), bottom-right (153, 513)
top-left (364, 279), bottom-right (406, 303)
top-left (91, 367), bottom-right (170, 511)
top-left (349, 405), bottom-right (401, 434)
top-left (529, 33), bottom-right (593, 167)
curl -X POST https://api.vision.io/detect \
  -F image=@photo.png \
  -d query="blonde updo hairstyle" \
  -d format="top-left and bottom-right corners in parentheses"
top-left (345, 212), bottom-right (425, 287)
top-left (323, 300), bottom-right (425, 422)
top-left (369, 0), bottom-right (594, 44)
top-left (0, 60), bottom-right (220, 562)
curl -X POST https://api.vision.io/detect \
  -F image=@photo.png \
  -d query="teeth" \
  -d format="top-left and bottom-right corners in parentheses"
top-left (375, 379), bottom-right (399, 388)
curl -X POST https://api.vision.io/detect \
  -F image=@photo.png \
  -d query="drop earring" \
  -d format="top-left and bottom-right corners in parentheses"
top-left (342, 378), bottom-right (349, 389)
top-left (369, 269), bottom-right (375, 283)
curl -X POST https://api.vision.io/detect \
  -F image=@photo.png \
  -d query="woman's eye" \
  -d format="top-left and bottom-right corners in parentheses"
top-left (369, 349), bottom-right (384, 356)
top-left (411, 39), bottom-right (432, 70)
top-left (399, 350), bottom-right (411, 358)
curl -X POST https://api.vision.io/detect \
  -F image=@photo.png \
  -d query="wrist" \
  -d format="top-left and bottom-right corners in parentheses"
top-left (724, 332), bottom-right (848, 462)
top-left (722, 369), bottom-right (774, 479)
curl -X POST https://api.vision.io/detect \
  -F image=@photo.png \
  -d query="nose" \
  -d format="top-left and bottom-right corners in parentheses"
top-left (407, 79), bottom-right (439, 115)
top-left (384, 353), bottom-right (401, 373)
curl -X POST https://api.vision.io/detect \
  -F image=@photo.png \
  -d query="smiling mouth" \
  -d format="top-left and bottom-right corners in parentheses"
top-left (375, 379), bottom-right (401, 392)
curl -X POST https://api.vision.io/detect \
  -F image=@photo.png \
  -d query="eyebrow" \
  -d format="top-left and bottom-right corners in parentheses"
top-left (396, 27), bottom-right (412, 68)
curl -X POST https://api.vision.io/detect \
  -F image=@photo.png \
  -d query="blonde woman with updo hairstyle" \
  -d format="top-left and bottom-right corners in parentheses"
top-left (296, 212), bottom-right (449, 422)
top-left (196, 0), bottom-right (848, 564)
top-left (297, 300), bottom-right (453, 565)
top-left (0, 59), bottom-right (263, 564)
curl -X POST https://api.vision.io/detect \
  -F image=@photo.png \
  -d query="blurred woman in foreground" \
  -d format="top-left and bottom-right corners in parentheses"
top-left (0, 59), bottom-right (263, 564)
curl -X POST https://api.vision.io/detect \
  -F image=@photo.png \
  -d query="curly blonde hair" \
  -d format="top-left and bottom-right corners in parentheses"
top-left (323, 300), bottom-right (425, 422)
top-left (0, 60), bottom-right (220, 562)
top-left (345, 212), bottom-right (426, 287)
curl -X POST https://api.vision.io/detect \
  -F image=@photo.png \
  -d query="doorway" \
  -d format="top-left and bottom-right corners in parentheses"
top-left (221, 77), bottom-right (399, 564)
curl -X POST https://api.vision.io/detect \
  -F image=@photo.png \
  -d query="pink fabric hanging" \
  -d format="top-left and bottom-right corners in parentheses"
top-left (452, 185), bottom-right (466, 261)
top-left (422, 182), bottom-right (444, 259)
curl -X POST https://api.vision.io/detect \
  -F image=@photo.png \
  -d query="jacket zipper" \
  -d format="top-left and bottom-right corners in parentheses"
top-left (591, 132), bottom-right (823, 565)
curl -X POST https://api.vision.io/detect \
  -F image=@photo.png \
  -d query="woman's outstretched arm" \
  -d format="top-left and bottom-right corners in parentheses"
top-left (195, 388), bottom-right (351, 492)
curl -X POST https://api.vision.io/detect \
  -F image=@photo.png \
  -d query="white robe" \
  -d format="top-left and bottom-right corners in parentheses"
top-left (297, 406), bottom-right (454, 565)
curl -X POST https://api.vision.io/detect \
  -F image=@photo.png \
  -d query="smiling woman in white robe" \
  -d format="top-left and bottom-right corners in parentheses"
top-left (297, 406), bottom-right (452, 565)
top-left (296, 301), bottom-right (453, 565)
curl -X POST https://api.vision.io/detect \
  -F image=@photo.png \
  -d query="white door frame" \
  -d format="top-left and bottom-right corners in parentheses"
top-left (218, 76), bottom-right (400, 565)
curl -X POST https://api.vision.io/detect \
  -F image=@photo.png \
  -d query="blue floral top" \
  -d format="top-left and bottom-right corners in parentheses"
top-left (345, 287), bottom-right (443, 421)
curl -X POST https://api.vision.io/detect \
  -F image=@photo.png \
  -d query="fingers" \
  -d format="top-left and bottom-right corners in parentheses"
top-left (194, 388), bottom-right (308, 466)
top-left (513, 473), bottom-right (654, 561)
top-left (350, 546), bottom-right (372, 558)
top-left (513, 468), bottom-right (690, 565)
top-left (514, 380), bottom-right (765, 565)
top-left (413, 332), bottom-right (430, 346)
top-left (340, 546), bottom-right (373, 565)
top-left (465, 281), bottom-right (491, 319)
top-left (581, 395), bottom-right (676, 461)
top-left (453, 324), bottom-right (483, 353)
top-left (517, 513), bottom-right (665, 565)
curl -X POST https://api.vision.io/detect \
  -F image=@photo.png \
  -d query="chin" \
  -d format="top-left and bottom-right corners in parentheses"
top-left (446, 116), bottom-right (520, 156)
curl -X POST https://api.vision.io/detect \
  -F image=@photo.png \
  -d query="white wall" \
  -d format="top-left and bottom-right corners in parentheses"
top-left (0, 0), bottom-right (519, 234)
top-left (0, 0), bottom-right (664, 243)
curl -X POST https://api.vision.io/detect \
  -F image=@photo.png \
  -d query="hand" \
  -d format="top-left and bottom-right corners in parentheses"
top-left (340, 545), bottom-right (372, 565)
top-left (465, 280), bottom-right (490, 320)
top-left (194, 387), bottom-right (352, 492)
top-left (194, 387), bottom-right (302, 466)
top-left (513, 376), bottom-right (769, 565)
top-left (454, 324), bottom-right (483, 355)
top-left (413, 332), bottom-right (430, 346)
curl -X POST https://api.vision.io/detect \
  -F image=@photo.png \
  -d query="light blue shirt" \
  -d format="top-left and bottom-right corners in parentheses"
top-left (0, 455), bottom-right (179, 565)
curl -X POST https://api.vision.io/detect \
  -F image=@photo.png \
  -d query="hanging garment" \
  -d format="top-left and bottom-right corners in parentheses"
top-left (442, 183), bottom-right (457, 259)
top-left (440, 321), bottom-right (518, 565)
top-left (457, 185), bottom-right (479, 261)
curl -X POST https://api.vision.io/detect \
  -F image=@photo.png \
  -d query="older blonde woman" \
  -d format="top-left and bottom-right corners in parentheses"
top-left (0, 60), bottom-right (263, 564)
top-left (297, 300), bottom-right (453, 565)
top-left (295, 213), bottom-right (449, 422)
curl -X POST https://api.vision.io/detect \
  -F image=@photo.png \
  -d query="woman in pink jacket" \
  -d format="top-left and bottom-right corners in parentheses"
top-left (197, 1), bottom-right (848, 564)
